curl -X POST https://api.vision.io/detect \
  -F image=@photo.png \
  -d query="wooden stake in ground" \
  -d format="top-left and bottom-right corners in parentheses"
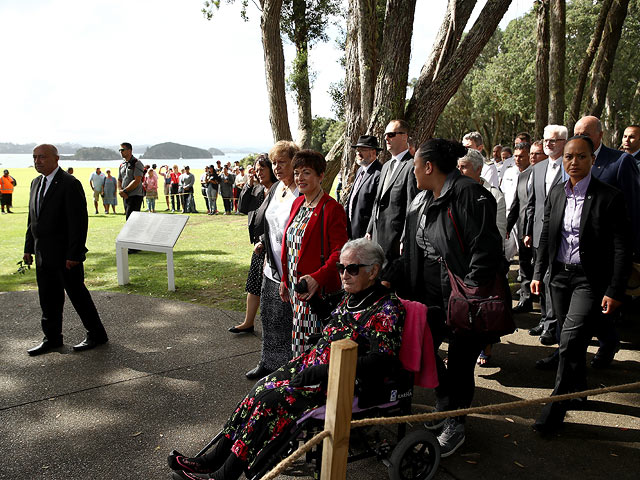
top-left (321, 339), bottom-right (358, 480)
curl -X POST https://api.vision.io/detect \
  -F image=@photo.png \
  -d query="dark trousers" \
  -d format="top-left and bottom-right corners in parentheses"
top-left (124, 195), bottom-right (143, 219)
top-left (201, 187), bottom-right (210, 211)
top-left (170, 184), bottom-right (181, 211)
top-left (223, 197), bottom-right (233, 213)
top-left (533, 247), bottom-right (557, 332)
top-left (517, 239), bottom-right (533, 303)
top-left (36, 263), bottom-right (106, 342)
top-left (538, 266), bottom-right (596, 425)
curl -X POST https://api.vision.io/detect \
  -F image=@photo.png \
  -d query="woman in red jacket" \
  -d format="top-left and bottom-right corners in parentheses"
top-left (279, 150), bottom-right (348, 355)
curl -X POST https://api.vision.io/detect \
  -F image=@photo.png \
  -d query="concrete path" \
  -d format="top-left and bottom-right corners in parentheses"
top-left (1, 290), bottom-right (639, 479)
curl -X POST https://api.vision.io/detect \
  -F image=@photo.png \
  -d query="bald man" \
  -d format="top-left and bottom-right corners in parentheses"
top-left (24, 144), bottom-right (108, 356)
top-left (622, 125), bottom-right (640, 166)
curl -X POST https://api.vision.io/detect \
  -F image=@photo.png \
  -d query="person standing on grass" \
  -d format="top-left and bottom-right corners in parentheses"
top-left (179, 166), bottom-right (197, 213)
top-left (89, 167), bottom-right (106, 214)
top-left (24, 144), bottom-right (108, 356)
top-left (143, 168), bottom-right (159, 212)
top-left (1, 169), bottom-right (17, 213)
top-left (103, 169), bottom-right (118, 214)
top-left (118, 142), bottom-right (144, 220)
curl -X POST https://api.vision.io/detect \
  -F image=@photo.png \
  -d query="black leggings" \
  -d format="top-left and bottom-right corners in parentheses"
top-left (170, 184), bottom-right (180, 211)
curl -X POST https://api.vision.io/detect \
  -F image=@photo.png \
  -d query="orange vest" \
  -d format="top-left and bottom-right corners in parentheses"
top-left (0, 175), bottom-right (14, 194)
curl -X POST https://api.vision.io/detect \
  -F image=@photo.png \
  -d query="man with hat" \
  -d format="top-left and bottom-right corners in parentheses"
top-left (346, 135), bottom-right (382, 239)
top-left (1, 169), bottom-right (17, 213)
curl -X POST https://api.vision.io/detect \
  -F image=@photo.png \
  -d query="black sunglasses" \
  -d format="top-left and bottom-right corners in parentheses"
top-left (336, 262), bottom-right (372, 275)
top-left (384, 131), bottom-right (406, 138)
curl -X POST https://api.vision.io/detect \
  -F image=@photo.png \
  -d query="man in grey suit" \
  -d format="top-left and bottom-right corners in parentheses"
top-left (366, 119), bottom-right (418, 264)
top-left (346, 135), bottom-right (382, 239)
top-left (524, 125), bottom-right (568, 353)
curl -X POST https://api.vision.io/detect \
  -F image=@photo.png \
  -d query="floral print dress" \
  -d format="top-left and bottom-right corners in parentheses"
top-left (220, 286), bottom-right (405, 469)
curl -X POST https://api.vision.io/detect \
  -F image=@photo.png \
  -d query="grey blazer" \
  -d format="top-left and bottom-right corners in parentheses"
top-left (525, 159), bottom-right (563, 248)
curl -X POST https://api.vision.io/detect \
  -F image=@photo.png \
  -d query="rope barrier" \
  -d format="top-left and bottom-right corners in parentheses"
top-left (259, 381), bottom-right (640, 479)
top-left (351, 381), bottom-right (640, 428)
top-left (260, 429), bottom-right (331, 480)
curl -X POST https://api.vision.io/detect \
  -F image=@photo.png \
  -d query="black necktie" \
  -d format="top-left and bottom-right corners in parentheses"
top-left (37, 177), bottom-right (47, 216)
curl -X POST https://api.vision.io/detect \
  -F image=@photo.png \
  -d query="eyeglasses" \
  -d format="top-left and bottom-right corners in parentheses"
top-left (543, 139), bottom-right (564, 144)
top-left (118, 148), bottom-right (127, 152)
top-left (336, 262), bottom-right (372, 275)
top-left (384, 131), bottom-right (406, 138)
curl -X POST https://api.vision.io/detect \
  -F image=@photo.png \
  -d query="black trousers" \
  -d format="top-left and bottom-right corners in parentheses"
top-left (170, 184), bottom-right (181, 211)
top-left (124, 195), bottom-right (143, 219)
top-left (533, 247), bottom-right (557, 332)
top-left (201, 187), bottom-right (210, 211)
top-left (36, 263), bottom-right (107, 343)
top-left (517, 239), bottom-right (533, 303)
top-left (538, 265), bottom-right (596, 425)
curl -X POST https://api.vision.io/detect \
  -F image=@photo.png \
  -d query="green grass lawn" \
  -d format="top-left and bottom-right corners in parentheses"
top-left (0, 167), bottom-right (253, 311)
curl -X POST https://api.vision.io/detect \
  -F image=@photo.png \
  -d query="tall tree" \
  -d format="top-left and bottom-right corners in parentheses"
top-left (534, 0), bottom-right (550, 139)
top-left (548, 0), bottom-right (565, 124)
top-left (586, 0), bottom-right (631, 117)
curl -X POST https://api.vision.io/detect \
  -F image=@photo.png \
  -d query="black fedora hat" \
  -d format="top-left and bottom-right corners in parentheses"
top-left (351, 135), bottom-right (382, 151)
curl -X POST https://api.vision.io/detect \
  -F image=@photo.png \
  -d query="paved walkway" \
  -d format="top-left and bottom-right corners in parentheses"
top-left (1, 290), bottom-right (639, 479)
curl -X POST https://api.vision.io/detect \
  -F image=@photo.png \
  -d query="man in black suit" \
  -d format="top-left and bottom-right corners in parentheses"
top-left (366, 119), bottom-right (418, 264)
top-left (574, 116), bottom-right (640, 367)
top-left (524, 125), bottom-right (568, 348)
top-left (531, 135), bottom-right (631, 433)
top-left (506, 143), bottom-right (534, 313)
top-left (346, 135), bottom-right (382, 239)
top-left (24, 144), bottom-right (108, 356)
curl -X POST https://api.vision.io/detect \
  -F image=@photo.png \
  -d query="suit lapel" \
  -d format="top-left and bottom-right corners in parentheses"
top-left (296, 194), bottom-right (327, 263)
top-left (382, 152), bottom-right (410, 197)
top-left (579, 180), bottom-right (595, 236)
top-left (39, 169), bottom-right (63, 217)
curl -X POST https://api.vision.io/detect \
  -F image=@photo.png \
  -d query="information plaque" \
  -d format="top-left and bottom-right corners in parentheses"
top-left (115, 212), bottom-right (189, 291)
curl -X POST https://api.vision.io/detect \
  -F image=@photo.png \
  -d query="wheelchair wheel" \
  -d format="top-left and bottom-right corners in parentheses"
top-left (387, 430), bottom-right (440, 480)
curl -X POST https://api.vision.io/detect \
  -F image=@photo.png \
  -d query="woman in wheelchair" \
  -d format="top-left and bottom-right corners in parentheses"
top-left (168, 238), bottom-right (405, 480)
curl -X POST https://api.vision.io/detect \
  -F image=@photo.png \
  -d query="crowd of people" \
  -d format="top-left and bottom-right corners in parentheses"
top-left (19, 114), bottom-right (639, 479)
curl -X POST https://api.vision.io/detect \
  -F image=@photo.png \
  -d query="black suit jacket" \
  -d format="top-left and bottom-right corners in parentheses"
top-left (24, 168), bottom-right (89, 268)
top-left (506, 167), bottom-right (532, 237)
top-left (346, 160), bottom-right (382, 239)
top-left (366, 151), bottom-right (418, 261)
top-left (533, 176), bottom-right (631, 300)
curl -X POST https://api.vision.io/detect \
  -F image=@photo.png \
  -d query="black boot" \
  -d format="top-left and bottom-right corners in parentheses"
top-left (210, 453), bottom-right (247, 480)
top-left (168, 436), bottom-right (232, 474)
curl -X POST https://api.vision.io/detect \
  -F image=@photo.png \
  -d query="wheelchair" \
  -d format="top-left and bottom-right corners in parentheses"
top-left (183, 368), bottom-right (441, 480)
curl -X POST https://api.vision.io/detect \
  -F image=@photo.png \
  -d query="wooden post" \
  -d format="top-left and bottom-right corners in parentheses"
top-left (321, 339), bottom-right (358, 480)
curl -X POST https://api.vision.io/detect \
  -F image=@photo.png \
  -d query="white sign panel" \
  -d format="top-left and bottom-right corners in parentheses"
top-left (116, 212), bottom-right (188, 248)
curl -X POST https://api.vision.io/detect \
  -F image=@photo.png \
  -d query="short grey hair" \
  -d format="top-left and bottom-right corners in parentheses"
top-left (340, 238), bottom-right (385, 273)
top-left (543, 124), bottom-right (568, 140)
top-left (459, 148), bottom-right (485, 171)
top-left (462, 131), bottom-right (484, 147)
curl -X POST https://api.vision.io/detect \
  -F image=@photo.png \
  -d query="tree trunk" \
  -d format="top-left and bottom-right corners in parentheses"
top-left (548, 0), bottom-right (566, 124)
top-left (261, 0), bottom-right (293, 142)
top-left (586, 0), bottom-right (631, 118)
top-left (534, 0), bottom-right (550, 139)
top-left (407, 0), bottom-right (513, 145)
top-left (357, 0), bottom-right (378, 128)
top-left (367, 0), bottom-right (418, 145)
top-left (321, 126), bottom-right (346, 193)
top-left (292, 0), bottom-right (312, 148)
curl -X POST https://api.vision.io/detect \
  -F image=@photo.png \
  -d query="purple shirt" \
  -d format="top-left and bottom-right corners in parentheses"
top-left (556, 173), bottom-right (591, 264)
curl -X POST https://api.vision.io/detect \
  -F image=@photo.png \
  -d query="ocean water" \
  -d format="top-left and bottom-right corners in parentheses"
top-left (0, 152), bottom-right (252, 170)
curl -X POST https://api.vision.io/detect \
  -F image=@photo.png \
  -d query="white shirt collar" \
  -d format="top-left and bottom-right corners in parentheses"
top-left (593, 144), bottom-right (602, 158)
top-left (44, 166), bottom-right (59, 183)
top-left (391, 149), bottom-right (409, 161)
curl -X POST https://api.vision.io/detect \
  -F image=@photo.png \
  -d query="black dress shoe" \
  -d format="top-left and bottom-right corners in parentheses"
top-left (513, 300), bottom-right (533, 314)
top-left (539, 330), bottom-right (557, 346)
top-left (245, 364), bottom-right (273, 380)
top-left (590, 345), bottom-right (619, 369)
top-left (228, 325), bottom-right (254, 334)
top-left (535, 355), bottom-right (559, 371)
top-left (529, 324), bottom-right (544, 336)
top-left (73, 336), bottom-right (108, 352)
top-left (27, 340), bottom-right (63, 356)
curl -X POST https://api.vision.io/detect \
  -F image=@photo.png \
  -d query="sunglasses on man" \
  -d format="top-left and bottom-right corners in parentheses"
top-left (384, 131), bottom-right (406, 138)
top-left (336, 262), bottom-right (372, 275)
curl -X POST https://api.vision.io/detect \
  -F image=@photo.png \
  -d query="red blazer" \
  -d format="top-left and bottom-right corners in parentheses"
top-left (281, 192), bottom-right (348, 293)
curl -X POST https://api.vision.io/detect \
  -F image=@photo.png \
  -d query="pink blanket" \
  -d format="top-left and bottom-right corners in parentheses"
top-left (398, 299), bottom-right (439, 389)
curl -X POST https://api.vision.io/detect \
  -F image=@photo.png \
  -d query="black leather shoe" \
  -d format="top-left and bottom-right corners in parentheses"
top-left (535, 355), bottom-right (559, 371)
top-left (513, 300), bottom-right (533, 314)
top-left (245, 364), bottom-right (273, 380)
top-left (539, 330), bottom-right (557, 346)
top-left (529, 324), bottom-right (544, 336)
top-left (228, 325), bottom-right (254, 334)
top-left (590, 345), bottom-right (619, 369)
top-left (27, 340), bottom-right (63, 356)
top-left (73, 336), bottom-right (108, 352)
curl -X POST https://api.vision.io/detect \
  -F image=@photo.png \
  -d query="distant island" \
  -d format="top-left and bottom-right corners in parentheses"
top-left (67, 147), bottom-right (121, 160)
top-left (208, 147), bottom-right (225, 156)
top-left (141, 142), bottom-right (213, 159)
top-left (0, 142), bottom-right (82, 155)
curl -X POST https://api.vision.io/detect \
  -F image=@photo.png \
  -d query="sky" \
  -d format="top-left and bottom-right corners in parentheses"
top-left (0, 0), bottom-right (531, 151)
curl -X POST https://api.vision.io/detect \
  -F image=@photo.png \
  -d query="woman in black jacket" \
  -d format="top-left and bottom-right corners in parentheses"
top-left (385, 139), bottom-right (506, 458)
top-left (230, 155), bottom-right (277, 334)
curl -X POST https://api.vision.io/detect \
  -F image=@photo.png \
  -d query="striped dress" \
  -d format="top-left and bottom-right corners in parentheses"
top-left (285, 205), bottom-right (323, 355)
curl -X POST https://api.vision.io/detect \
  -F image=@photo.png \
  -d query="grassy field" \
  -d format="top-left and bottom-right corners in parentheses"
top-left (0, 167), bottom-right (254, 311)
